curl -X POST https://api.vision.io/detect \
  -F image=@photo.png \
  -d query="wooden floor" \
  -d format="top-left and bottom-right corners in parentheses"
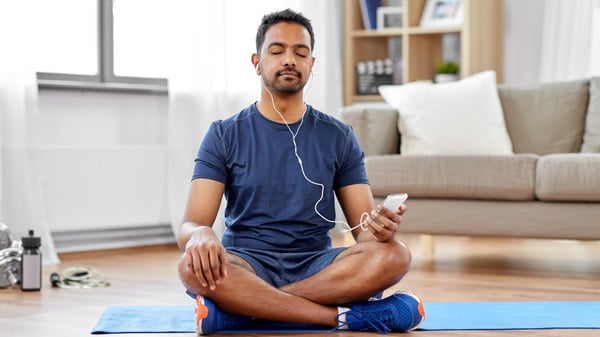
top-left (1, 233), bottom-right (599, 337)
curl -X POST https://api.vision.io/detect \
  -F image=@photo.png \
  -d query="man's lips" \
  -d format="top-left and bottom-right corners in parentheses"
top-left (277, 70), bottom-right (300, 77)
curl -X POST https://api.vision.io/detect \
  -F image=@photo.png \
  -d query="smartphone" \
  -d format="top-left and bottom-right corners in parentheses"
top-left (381, 193), bottom-right (408, 212)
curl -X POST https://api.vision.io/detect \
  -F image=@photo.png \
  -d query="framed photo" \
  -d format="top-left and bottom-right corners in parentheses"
top-left (377, 6), bottom-right (403, 30)
top-left (420, 0), bottom-right (463, 28)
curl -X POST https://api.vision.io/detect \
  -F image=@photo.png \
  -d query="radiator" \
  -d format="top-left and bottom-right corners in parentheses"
top-left (51, 223), bottom-right (176, 253)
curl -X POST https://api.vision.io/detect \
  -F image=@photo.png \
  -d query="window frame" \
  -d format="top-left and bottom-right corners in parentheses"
top-left (37, 0), bottom-right (168, 94)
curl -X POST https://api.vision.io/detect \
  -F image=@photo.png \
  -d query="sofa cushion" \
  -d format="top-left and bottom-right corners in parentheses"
top-left (365, 154), bottom-right (538, 201)
top-left (498, 79), bottom-right (589, 155)
top-left (338, 104), bottom-right (399, 156)
top-left (378, 71), bottom-right (513, 155)
top-left (581, 77), bottom-right (600, 152)
top-left (536, 154), bottom-right (600, 201)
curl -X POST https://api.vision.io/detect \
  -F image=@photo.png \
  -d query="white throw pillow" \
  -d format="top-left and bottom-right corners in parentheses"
top-left (378, 71), bottom-right (514, 155)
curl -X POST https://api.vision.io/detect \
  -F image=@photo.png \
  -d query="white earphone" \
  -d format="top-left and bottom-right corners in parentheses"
top-left (262, 81), bottom-right (370, 233)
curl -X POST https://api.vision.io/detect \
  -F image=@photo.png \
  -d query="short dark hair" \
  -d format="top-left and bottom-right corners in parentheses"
top-left (255, 8), bottom-right (315, 54)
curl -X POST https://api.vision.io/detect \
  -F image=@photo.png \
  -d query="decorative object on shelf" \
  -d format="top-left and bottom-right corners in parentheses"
top-left (377, 6), bottom-right (403, 30)
top-left (359, 0), bottom-right (382, 30)
top-left (420, 0), bottom-right (463, 28)
top-left (435, 60), bottom-right (459, 83)
top-left (393, 58), bottom-right (404, 84)
top-left (356, 58), bottom-right (394, 95)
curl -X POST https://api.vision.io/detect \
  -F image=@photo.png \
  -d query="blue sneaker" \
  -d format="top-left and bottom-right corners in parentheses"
top-left (337, 291), bottom-right (425, 333)
top-left (195, 295), bottom-right (253, 335)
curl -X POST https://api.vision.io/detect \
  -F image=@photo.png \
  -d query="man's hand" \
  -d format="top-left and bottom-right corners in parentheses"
top-left (183, 226), bottom-right (227, 290)
top-left (364, 204), bottom-right (406, 242)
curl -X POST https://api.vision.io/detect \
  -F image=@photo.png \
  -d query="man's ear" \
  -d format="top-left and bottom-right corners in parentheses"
top-left (251, 54), bottom-right (260, 75)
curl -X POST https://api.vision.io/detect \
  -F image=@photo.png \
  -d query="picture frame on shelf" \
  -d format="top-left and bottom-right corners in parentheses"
top-left (377, 6), bottom-right (403, 30)
top-left (420, 0), bottom-right (463, 28)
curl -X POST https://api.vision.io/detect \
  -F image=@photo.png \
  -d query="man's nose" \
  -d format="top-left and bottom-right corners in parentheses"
top-left (283, 51), bottom-right (296, 68)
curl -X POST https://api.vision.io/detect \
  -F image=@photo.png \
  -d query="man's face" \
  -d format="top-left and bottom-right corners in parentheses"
top-left (258, 22), bottom-right (315, 94)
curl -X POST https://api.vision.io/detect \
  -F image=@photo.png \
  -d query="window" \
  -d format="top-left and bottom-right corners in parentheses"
top-left (31, 0), bottom-right (98, 77)
top-left (34, 0), bottom-right (169, 92)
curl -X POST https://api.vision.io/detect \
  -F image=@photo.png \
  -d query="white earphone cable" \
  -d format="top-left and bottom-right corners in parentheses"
top-left (264, 86), bottom-right (370, 232)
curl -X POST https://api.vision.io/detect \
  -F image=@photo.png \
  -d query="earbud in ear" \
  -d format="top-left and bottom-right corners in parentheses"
top-left (255, 63), bottom-right (261, 75)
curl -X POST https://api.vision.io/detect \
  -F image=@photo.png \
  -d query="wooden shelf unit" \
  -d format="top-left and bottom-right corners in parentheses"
top-left (343, 0), bottom-right (504, 105)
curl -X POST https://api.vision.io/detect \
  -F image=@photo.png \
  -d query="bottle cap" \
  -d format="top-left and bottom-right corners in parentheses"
top-left (22, 230), bottom-right (41, 249)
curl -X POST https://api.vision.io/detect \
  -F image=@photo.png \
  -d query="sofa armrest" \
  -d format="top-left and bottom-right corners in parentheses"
top-left (338, 105), bottom-right (400, 156)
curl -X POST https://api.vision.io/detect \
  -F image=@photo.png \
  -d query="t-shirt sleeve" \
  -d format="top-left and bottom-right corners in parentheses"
top-left (334, 126), bottom-right (369, 189)
top-left (192, 121), bottom-right (228, 183)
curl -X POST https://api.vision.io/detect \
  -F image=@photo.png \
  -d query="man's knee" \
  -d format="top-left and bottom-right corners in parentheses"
top-left (370, 240), bottom-right (412, 279)
top-left (177, 254), bottom-right (201, 295)
top-left (389, 240), bottom-right (412, 275)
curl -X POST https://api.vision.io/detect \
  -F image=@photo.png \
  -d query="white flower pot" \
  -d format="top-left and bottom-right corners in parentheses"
top-left (435, 74), bottom-right (459, 83)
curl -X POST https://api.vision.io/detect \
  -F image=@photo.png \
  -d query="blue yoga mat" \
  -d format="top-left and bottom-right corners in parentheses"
top-left (91, 301), bottom-right (600, 334)
top-left (422, 301), bottom-right (600, 330)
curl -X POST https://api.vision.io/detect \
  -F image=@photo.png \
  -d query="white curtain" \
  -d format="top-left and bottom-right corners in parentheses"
top-left (167, 0), bottom-right (343, 236)
top-left (592, 0), bottom-right (600, 76)
top-left (0, 2), bottom-right (60, 265)
top-left (539, 0), bottom-right (600, 82)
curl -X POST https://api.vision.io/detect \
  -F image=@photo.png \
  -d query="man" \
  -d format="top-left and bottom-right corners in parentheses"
top-left (177, 9), bottom-right (424, 335)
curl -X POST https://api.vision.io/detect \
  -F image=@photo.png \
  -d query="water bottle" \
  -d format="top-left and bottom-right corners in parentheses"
top-left (21, 230), bottom-right (41, 291)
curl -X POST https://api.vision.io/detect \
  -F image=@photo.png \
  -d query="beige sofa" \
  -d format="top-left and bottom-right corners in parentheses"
top-left (339, 78), bottom-right (600, 241)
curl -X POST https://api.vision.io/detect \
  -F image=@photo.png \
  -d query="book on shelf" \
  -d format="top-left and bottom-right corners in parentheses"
top-left (359, 0), bottom-right (382, 30)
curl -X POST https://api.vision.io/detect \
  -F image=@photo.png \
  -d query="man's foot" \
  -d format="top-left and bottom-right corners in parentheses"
top-left (337, 291), bottom-right (425, 333)
top-left (195, 295), bottom-right (253, 335)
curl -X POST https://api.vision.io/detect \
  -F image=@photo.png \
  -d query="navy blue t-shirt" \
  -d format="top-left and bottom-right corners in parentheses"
top-left (193, 103), bottom-right (368, 252)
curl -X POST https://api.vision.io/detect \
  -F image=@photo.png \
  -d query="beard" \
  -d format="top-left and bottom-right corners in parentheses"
top-left (264, 68), bottom-right (307, 94)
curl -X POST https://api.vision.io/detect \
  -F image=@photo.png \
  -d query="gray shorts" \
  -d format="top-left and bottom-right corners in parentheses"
top-left (227, 246), bottom-right (347, 288)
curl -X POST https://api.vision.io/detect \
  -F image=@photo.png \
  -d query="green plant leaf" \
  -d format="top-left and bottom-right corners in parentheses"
top-left (436, 61), bottom-right (459, 74)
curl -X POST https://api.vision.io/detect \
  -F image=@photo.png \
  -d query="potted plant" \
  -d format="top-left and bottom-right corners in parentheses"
top-left (435, 61), bottom-right (460, 83)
